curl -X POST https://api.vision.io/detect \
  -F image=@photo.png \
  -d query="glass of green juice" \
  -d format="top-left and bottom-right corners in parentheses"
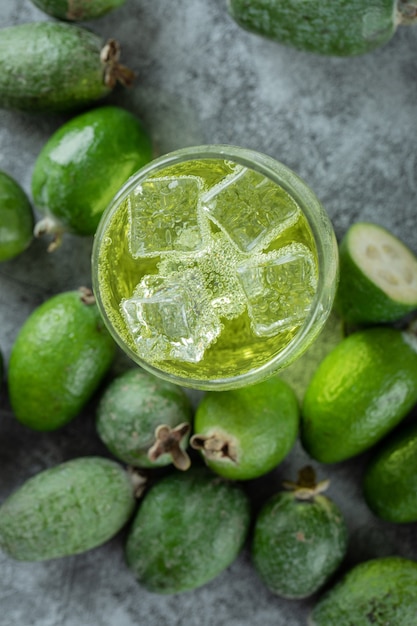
top-left (92, 145), bottom-right (338, 390)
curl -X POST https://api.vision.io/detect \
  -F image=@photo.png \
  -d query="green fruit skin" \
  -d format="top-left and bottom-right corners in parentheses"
top-left (30, 0), bottom-right (125, 21)
top-left (32, 105), bottom-right (152, 236)
top-left (125, 468), bottom-right (251, 594)
top-left (194, 377), bottom-right (299, 480)
top-left (310, 556), bottom-right (417, 626)
top-left (363, 421), bottom-right (417, 523)
top-left (0, 171), bottom-right (34, 262)
top-left (301, 327), bottom-right (417, 463)
top-left (253, 491), bottom-right (348, 598)
top-left (0, 22), bottom-right (112, 112)
top-left (8, 290), bottom-right (116, 431)
top-left (334, 224), bottom-right (417, 325)
top-left (227, 0), bottom-right (396, 56)
top-left (0, 457), bottom-right (135, 561)
top-left (96, 368), bottom-right (192, 468)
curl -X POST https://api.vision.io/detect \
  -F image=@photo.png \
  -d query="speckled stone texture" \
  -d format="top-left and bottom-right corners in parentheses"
top-left (0, 1), bottom-right (416, 625)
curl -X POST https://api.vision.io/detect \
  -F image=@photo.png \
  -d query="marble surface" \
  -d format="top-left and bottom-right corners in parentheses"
top-left (0, 1), bottom-right (417, 625)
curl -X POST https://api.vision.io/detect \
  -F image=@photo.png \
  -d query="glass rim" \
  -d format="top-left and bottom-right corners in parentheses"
top-left (92, 144), bottom-right (338, 390)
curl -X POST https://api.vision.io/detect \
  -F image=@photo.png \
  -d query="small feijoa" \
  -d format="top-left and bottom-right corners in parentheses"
top-left (0, 22), bottom-right (134, 112)
top-left (0, 170), bottom-right (34, 261)
top-left (252, 466), bottom-right (348, 598)
top-left (125, 467), bottom-right (251, 594)
top-left (309, 556), bottom-right (417, 625)
top-left (0, 457), bottom-right (136, 561)
top-left (191, 376), bottom-right (299, 480)
top-left (30, 0), bottom-right (126, 21)
top-left (96, 368), bottom-right (193, 470)
top-left (32, 105), bottom-right (152, 249)
top-left (228, 0), bottom-right (417, 57)
top-left (301, 325), bottom-right (417, 463)
top-left (8, 287), bottom-right (116, 431)
top-left (363, 421), bottom-right (417, 523)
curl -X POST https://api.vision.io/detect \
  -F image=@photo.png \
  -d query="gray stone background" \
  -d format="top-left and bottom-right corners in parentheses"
top-left (0, 1), bottom-right (417, 625)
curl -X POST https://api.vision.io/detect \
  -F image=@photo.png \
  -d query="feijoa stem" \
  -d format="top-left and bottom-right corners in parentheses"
top-left (190, 432), bottom-right (239, 463)
top-left (397, 1), bottom-right (417, 24)
top-left (34, 216), bottom-right (66, 252)
top-left (100, 39), bottom-right (135, 88)
top-left (282, 466), bottom-right (330, 501)
top-left (127, 466), bottom-right (148, 498)
top-left (148, 423), bottom-right (191, 471)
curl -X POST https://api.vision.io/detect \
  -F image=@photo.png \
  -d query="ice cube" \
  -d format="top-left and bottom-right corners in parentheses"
top-left (201, 168), bottom-right (300, 253)
top-left (237, 244), bottom-right (318, 337)
top-left (128, 176), bottom-right (205, 257)
top-left (120, 268), bottom-right (222, 363)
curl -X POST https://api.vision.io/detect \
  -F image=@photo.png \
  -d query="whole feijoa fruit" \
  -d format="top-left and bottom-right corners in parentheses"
top-left (0, 457), bottom-right (136, 561)
top-left (309, 556), bottom-right (417, 626)
top-left (32, 105), bottom-right (152, 250)
top-left (8, 287), bottom-right (116, 431)
top-left (0, 170), bottom-right (34, 261)
top-left (227, 0), bottom-right (417, 57)
top-left (30, 0), bottom-right (126, 21)
top-left (252, 466), bottom-right (348, 598)
top-left (125, 467), bottom-right (251, 594)
top-left (96, 368), bottom-right (193, 470)
top-left (191, 376), bottom-right (299, 480)
top-left (301, 326), bottom-right (417, 463)
top-left (0, 22), bottom-right (134, 112)
top-left (363, 421), bottom-right (417, 523)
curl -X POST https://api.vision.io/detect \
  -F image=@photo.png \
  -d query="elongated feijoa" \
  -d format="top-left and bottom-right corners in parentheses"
top-left (32, 105), bottom-right (152, 249)
top-left (0, 22), bottom-right (134, 112)
top-left (125, 467), bottom-right (251, 594)
top-left (228, 1), bottom-right (417, 57)
top-left (309, 556), bottom-right (417, 626)
top-left (301, 325), bottom-right (417, 463)
top-left (30, 0), bottom-right (126, 21)
top-left (363, 421), bottom-right (417, 523)
top-left (334, 222), bottom-right (417, 325)
top-left (0, 457), bottom-right (136, 561)
top-left (252, 467), bottom-right (348, 598)
top-left (8, 287), bottom-right (116, 431)
top-left (96, 368), bottom-right (193, 470)
top-left (0, 170), bottom-right (34, 261)
top-left (191, 376), bottom-right (299, 480)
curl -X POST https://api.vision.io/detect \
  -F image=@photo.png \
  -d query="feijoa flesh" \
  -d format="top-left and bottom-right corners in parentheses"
top-left (228, 0), bottom-right (417, 57)
top-left (309, 556), bottom-right (417, 626)
top-left (0, 22), bottom-right (134, 112)
top-left (301, 326), bottom-right (417, 463)
top-left (30, 0), bottom-right (126, 21)
top-left (8, 287), bottom-right (116, 431)
top-left (335, 222), bottom-right (417, 325)
top-left (252, 467), bottom-right (348, 598)
top-left (191, 376), bottom-right (299, 480)
top-left (0, 170), bottom-right (34, 261)
top-left (96, 368), bottom-right (193, 470)
top-left (125, 467), bottom-right (251, 594)
top-left (0, 457), bottom-right (136, 561)
top-left (32, 105), bottom-right (152, 249)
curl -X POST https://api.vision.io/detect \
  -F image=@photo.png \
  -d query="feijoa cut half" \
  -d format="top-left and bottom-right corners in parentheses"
top-left (335, 222), bottom-right (417, 325)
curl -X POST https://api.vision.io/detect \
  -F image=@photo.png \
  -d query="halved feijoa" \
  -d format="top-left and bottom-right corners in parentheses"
top-left (335, 222), bottom-right (417, 325)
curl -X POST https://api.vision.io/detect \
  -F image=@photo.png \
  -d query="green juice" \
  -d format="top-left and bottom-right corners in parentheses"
top-left (95, 155), bottom-right (322, 384)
